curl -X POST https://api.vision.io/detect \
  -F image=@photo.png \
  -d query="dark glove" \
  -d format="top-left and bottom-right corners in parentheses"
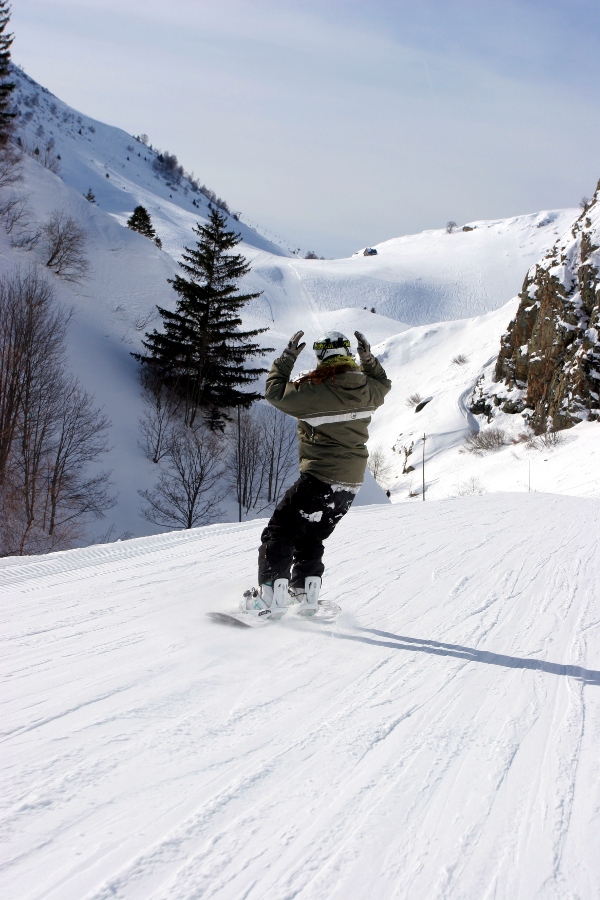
top-left (280, 330), bottom-right (306, 365)
top-left (354, 331), bottom-right (375, 367)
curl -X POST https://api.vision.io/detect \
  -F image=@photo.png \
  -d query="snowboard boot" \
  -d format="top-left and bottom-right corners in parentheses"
top-left (241, 579), bottom-right (289, 619)
top-left (293, 576), bottom-right (321, 617)
top-left (268, 578), bottom-right (290, 620)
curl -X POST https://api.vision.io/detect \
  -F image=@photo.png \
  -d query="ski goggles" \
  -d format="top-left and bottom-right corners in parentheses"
top-left (313, 336), bottom-right (352, 357)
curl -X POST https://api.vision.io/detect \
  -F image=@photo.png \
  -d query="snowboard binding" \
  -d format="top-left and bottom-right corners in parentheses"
top-left (223, 576), bottom-right (340, 628)
top-left (290, 575), bottom-right (322, 617)
top-left (241, 578), bottom-right (290, 620)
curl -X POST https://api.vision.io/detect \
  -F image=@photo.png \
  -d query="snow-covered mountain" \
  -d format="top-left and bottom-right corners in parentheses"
top-left (11, 66), bottom-right (286, 259)
top-left (1, 64), bottom-right (591, 543)
top-left (3, 60), bottom-right (600, 900)
top-left (246, 207), bottom-right (577, 330)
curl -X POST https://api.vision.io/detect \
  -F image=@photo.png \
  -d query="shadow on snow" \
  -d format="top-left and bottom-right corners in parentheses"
top-left (330, 627), bottom-right (600, 686)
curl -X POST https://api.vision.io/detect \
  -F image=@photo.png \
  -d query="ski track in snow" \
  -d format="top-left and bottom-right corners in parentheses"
top-left (2, 495), bottom-right (600, 899)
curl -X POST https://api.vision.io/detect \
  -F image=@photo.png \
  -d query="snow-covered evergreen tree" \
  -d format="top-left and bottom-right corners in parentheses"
top-left (127, 205), bottom-right (161, 248)
top-left (0, 0), bottom-right (14, 144)
top-left (135, 208), bottom-right (271, 428)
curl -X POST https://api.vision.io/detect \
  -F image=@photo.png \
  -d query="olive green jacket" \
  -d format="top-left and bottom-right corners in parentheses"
top-left (265, 355), bottom-right (392, 486)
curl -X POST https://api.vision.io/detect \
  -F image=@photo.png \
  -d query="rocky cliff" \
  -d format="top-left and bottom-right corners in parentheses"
top-left (472, 179), bottom-right (600, 432)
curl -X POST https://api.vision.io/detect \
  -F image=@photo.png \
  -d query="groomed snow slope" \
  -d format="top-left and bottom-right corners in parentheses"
top-left (2, 494), bottom-right (600, 899)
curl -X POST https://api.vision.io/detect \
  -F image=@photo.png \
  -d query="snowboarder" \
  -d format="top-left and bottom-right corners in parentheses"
top-left (242, 330), bottom-right (391, 618)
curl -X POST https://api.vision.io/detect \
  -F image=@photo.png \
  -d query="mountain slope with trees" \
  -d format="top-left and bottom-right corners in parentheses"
top-left (9, 64), bottom-right (286, 259)
top-left (0, 52), bottom-right (593, 548)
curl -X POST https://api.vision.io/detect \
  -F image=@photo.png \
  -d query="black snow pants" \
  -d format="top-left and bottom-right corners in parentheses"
top-left (258, 473), bottom-right (356, 588)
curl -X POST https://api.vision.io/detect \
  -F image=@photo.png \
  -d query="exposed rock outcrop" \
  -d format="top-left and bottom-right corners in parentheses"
top-left (473, 180), bottom-right (600, 431)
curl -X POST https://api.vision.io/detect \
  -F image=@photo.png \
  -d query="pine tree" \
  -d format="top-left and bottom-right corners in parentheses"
top-left (134, 208), bottom-right (272, 428)
top-left (127, 204), bottom-right (161, 247)
top-left (0, 0), bottom-right (14, 144)
top-left (84, 187), bottom-right (96, 203)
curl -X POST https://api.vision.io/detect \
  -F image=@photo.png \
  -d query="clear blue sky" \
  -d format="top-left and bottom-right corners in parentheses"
top-left (12, 0), bottom-right (600, 257)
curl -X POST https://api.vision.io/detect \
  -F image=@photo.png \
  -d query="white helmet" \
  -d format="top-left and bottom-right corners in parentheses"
top-left (313, 331), bottom-right (352, 361)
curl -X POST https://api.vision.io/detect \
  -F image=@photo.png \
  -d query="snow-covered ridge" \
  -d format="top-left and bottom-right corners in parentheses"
top-left (243, 206), bottom-right (579, 330)
top-left (9, 65), bottom-right (579, 327)
top-left (10, 64), bottom-right (287, 258)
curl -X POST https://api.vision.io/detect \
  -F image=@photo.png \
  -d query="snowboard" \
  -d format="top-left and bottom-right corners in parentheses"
top-left (295, 602), bottom-right (341, 622)
top-left (206, 610), bottom-right (272, 628)
top-left (207, 602), bottom-right (341, 628)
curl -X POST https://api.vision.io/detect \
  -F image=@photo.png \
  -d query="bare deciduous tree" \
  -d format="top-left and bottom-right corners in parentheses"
top-left (528, 426), bottom-right (565, 450)
top-left (0, 192), bottom-right (28, 232)
top-left (241, 410), bottom-right (266, 513)
top-left (229, 404), bottom-right (297, 515)
top-left (0, 191), bottom-right (43, 250)
top-left (230, 408), bottom-right (265, 515)
top-left (0, 269), bottom-right (65, 486)
top-left (38, 138), bottom-right (61, 174)
top-left (0, 269), bottom-right (113, 555)
top-left (138, 369), bottom-right (182, 464)
top-left (134, 309), bottom-right (159, 332)
top-left (368, 443), bottom-right (393, 487)
top-left (43, 210), bottom-right (89, 281)
top-left (260, 405), bottom-right (297, 506)
top-left (405, 392), bottom-right (423, 409)
top-left (0, 144), bottom-right (21, 190)
top-left (19, 135), bottom-right (61, 174)
top-left (457, 475), bottom-right (486, 495)
top-left (463, 427), bottom-right (507, 454)
top-left (446, 220), bottom-right (458, 234)
top-left (139, 426), bottom-right (225, 529)
top-left (11, 372), bottom-right (112, 554)
top-left (44, 379), bottom-right (113, 540)
top-left (10, 223), bottom-right (43, 250)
